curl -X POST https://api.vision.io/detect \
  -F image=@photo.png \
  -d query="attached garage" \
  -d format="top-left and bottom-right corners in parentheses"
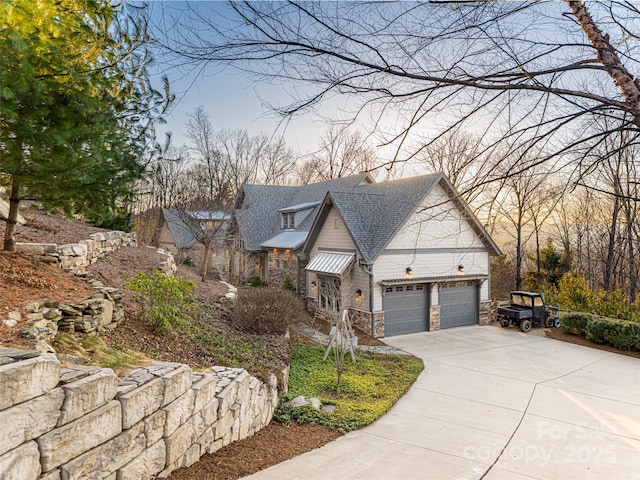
top-left (439, 281), bottom-right (478, 329)
top-left (382, 284), bottom-right (428, 336)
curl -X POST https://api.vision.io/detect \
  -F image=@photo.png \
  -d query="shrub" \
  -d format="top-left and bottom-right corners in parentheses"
top-left (282, 275), bottom-right (296, 292)
top-left (125, 270), bottom-right (197, 332)
top-left (233, 288), bottom-right (305, 335)
top-left (555, 272), bottom-right (593, 312)
top-left (249, 276), bottom-right (268, 288)
top-left (585, 317), bottom-right (640, 350)
top-left (560, 312), bottom-right (593, 336)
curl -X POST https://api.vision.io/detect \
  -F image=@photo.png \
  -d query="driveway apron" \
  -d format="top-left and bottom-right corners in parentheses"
top-left (243, 326), bottom-right (640, 480)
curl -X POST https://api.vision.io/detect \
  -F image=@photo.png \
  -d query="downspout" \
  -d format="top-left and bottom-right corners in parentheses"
top-left (360, 261), bottom-right (375, 338)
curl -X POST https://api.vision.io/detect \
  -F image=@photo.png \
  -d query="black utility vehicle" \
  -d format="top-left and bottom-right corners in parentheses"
top-left (497, 291), bottom-right (560, 333)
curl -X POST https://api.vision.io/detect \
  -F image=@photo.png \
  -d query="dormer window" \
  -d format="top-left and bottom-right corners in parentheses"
top-left (282, 212), bottom-right (295, 229)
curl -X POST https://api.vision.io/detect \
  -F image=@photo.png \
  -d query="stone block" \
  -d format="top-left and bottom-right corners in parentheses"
top-left (144, 410), bottom-right (166, 447)
top-left (118, 377), bottom-right (164, 429)
top-left (39, 469), bottom-right (61, 480)
top-left (15, 243), bottom-right (57, 255)
top-left (59, 422), bottom-right (145, 480)
top-left (207, 439), bottom-right (223, 455)
top-left (116, 440), bottom-right (166, 480)
top-left (58, 243), bottom-right (88, 257)
top-left (199, 397), bottom-right (219, 428)
top-left (58, 368), bottom-right (118, 426)
top-left (216, 381), bottom-right (238, 419)
top-left (162, 365), bottom-right (193, 407)
top-left (192, 374), bottom-right (217, 413)
top-left (0, 441), bottom-right (41, 480)
top-left (234, 370), bottom-right (250, 400)
top-left (163, 389), bottom-right (195, 437)
top-left (196, 426), bottom-right (214, 453)
top-left (38, 400), bottom-right (122, 472)
top-left (0, 353), bottom-right (60, 410)
top-left (98, 299), bottom-right (114, 326)
top-left (0, 388), bottom-right (64, 456)
top-left (182, 443), bottom-right (201, 468)
top-left (165, 415), bottom-right (206, 466)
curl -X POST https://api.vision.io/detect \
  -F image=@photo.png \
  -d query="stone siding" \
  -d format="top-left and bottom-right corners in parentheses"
top-left (266, 250), bottom-right (298, 290)
top-left (0, 349), bottom-right (285, 480)
top-left (429, 306), bottom-right (441, 331)
top-left (348, 308), bottom-right (371, 336)
top-left (479, 301), bottom-right (492, 326)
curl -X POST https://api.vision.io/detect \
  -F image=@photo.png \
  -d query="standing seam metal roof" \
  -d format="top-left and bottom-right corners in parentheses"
top-left (306, 252), bottom-right (356, 276)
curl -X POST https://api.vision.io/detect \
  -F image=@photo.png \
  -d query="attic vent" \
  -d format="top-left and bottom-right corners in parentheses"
top-left (334, 218), bottom-right (338, 229)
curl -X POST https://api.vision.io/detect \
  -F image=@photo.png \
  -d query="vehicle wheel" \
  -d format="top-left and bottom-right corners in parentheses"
top-left (520, 320), bottom-right (532, 333)
top-left (553, 317), bottom-right (561, 328)
top-left (499, 317), bottom-right (511, 328)
top-left (545, 317), bottom-right (554, 328)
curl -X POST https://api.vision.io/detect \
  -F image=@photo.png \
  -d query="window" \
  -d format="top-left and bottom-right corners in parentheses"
top-left (385, 286), bottom-right (393, 293)
top-left (282, 260), bottom-right (288, 269)
top-left (406, 285), bottom-right (414, 291)
top-left (395, 286), bottom-right (404, 292)
top-left (318, 276), bottom-right (341, 313)
top-left (275, 259), bottom-right (280, 268)
top-left (282, 213), bottom-right (295, 229)
top-left (416, 285), bottom-right (424, 291)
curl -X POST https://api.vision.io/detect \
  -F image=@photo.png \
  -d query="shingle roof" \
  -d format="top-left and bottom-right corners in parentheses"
top-left (327, 174), bottom-right (441, 262)
top-left (163, 209), bottom-right (229, 250)
top-left (235, 173), bottom-right (373, 251)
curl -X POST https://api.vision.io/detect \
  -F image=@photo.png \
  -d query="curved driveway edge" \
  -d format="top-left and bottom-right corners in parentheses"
top-left (243, 326), bottom-right (640, 480)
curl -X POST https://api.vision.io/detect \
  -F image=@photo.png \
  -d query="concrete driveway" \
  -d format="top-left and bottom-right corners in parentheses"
top-left (244, 326), bottom-right (640, 480)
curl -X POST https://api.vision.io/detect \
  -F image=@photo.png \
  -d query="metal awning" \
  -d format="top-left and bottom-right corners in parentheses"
top-left (261, 231), bottom-right (308, 250)
top-left (380, 274), bottom-right (488, 285)
top-left (306, 252), bottom-right (355, 276)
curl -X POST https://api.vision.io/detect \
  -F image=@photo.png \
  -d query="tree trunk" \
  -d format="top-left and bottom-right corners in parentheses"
top-left (603, 196), bottom-right (619, 291)
top-left (200, 243), bottom-right (211, 282)
top-left (515, 218), bottom-right (523, 291)
top-left (3, 177), bottom-right (21, 252)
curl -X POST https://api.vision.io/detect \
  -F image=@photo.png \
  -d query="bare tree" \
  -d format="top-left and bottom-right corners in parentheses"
top-left (152, 1), bottom-right (640, 194)
top-left (296, 126), bottom-right (376, 183)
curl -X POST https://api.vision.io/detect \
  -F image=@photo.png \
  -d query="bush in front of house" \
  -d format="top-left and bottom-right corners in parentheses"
top-left (282, 275), bottom-right (296, 292)
top-left (233, 288), bottom-right (305, 335)
top-left (561, 312), bottom-right (640, 351)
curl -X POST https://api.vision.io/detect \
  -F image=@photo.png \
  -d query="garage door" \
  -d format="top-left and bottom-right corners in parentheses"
top-left (382, 284), bottom-right (427, 336)
top-left (439, 281), bottom-right (478, 328)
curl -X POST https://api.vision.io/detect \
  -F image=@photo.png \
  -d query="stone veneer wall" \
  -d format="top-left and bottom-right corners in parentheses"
top-left (0, 348), bottom-right (285, 480)
top-left (266, 249), bottom-right (297, 289)
top-left (429, 306), bottom-right (441, 331)
top-left (479, 301), bottom-right (492, 326)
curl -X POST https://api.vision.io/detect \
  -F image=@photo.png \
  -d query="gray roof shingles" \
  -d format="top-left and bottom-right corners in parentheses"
top-left (235, 173), bottom-right (372, 251)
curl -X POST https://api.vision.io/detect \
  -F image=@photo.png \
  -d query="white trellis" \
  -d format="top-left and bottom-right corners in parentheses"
top-left (323, 309), bottom-right (358, 362)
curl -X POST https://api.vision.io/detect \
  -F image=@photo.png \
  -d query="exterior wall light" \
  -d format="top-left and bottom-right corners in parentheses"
top-left (405, 267), bottom-right (413, 277)
top-left (458, 265), bottom-right (465, 274)
top-left (311, 281), bottom-right (317, 292)
top-left (355, 289), bottom-right (363, 301)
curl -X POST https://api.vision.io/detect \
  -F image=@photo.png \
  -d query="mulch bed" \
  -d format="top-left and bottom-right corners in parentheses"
top-left (167, 422), bottom-right (342, 480)
top-left (545, 327), bottom-right (640, 360)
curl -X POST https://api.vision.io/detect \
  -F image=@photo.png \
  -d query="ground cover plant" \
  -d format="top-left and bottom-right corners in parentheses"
top-left (275, 345), bottom-right (424, 432)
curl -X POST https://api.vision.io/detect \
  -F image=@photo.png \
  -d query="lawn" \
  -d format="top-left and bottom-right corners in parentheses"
top-left (275, 345), bottom-right (424, 432)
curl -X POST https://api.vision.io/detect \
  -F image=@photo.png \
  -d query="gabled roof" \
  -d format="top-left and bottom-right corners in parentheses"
top-left (162, 209), bottom-right (229, 250)
top-left (235, 173), bottom-right (374, 251)
top-left (304, 173), bottom-right (501, 263)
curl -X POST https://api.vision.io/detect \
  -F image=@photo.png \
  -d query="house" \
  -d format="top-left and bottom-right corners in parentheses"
top-left (159, 209), bottom-right (230, 273)
top-left (230, 173), bottom-right (374, 288)
top-left (302, 173), bottom-right (501, 337)
top-left (231, 172), bottom-right (500, 336)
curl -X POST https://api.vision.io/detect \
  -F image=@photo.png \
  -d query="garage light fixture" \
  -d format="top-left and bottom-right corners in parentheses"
top-left (355, 289), bottom-right (363, 301)
top-left (405, 267), bottom-right (412, 277)
top-left (458, 265), bottom-right (465, 274)
top-left (311, 281), bottom-right (317, 292)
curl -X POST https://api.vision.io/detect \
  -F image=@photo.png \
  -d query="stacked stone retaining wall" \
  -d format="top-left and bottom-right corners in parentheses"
top-left (0, 348), bottom-right (285, 480)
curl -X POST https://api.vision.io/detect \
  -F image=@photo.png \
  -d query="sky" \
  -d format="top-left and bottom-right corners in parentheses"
top-left (145, 1), bottom-right (341, 158)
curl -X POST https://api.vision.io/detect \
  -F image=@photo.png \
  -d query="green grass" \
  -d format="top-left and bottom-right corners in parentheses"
top-left (274, 345), bottom-right (424, 431)
top-left (54, 333), bottom-right (148, 375)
